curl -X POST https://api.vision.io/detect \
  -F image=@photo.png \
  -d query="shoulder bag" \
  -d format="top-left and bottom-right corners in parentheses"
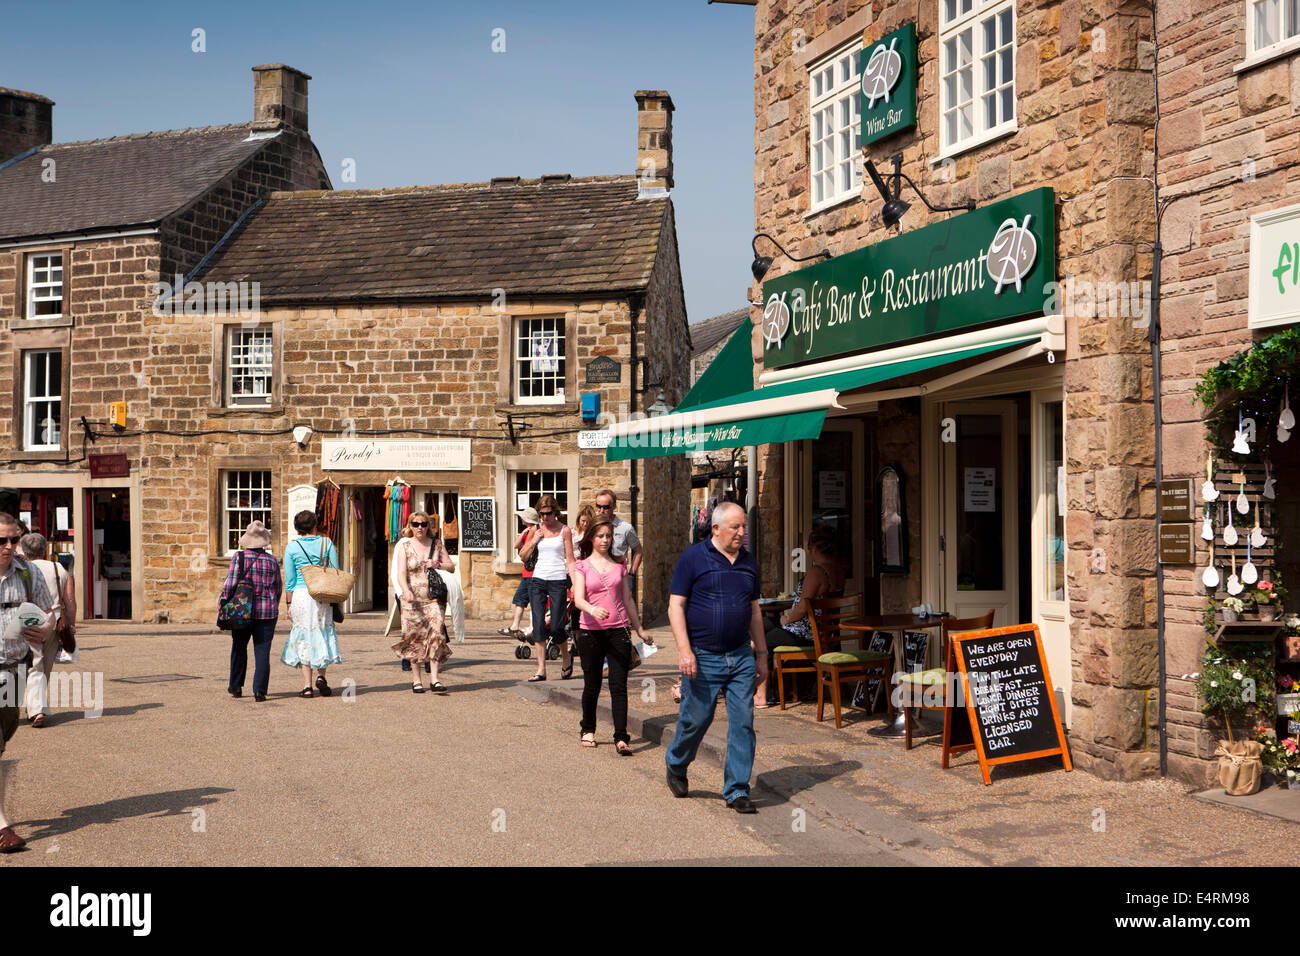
top-left (217, 552), bottom-right (255, 631)
top-left (426, 538), bottom-right (449, 604)
top-left (297, 538), bottom-right (355, 604)
top-left (53, 563), bottom-right (76, 652)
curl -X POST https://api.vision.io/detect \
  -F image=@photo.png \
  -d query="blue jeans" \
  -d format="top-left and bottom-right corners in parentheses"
top-left (665, 645), bottom-right (757, 803)
top-left (230, 619), bottom-right (276, 697)
top-left (529, 577), bottom-right (569, 647)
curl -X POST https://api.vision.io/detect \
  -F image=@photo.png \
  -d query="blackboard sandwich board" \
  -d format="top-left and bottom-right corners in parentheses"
top-left (458, 497), bottom-right (496, 552)
top-left (951, 623), bottom-right (1071, 785)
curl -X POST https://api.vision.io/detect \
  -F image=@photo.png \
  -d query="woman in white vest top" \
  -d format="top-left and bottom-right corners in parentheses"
top-left (18, 533), bottom-right (75, 728)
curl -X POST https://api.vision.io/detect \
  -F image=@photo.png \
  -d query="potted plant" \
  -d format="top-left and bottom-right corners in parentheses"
top-left (1222, 596), bottom-right (1246, 622)
top-left (1253, 726), bottom-right (1300, 788)
top-left (1198, 644), bottom-right (1275, 795)
top-left (1251, 577), bottom-right (1287, 622)
top-left (1284, 616), bottom-right (1300, 660)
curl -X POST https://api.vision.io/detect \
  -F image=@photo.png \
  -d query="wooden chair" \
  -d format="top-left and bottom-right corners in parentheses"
top-left (900, 610), bottom-right (995, 751)
top-left (810, 594), bottom-right (890, 728)
top-left (772, 596), bottom-right (861, 708)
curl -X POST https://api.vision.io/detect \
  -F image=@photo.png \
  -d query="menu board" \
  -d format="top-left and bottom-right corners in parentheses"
top-left (458, 497), bottom-right (496, 552)
top-left (951, 623), bottom-right (1071, 785)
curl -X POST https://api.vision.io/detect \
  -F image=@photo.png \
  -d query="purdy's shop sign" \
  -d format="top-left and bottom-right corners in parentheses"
top-left (320, 438), bottom-right (472, 471)
top-left (761, 188), bottom-right (1056, 369)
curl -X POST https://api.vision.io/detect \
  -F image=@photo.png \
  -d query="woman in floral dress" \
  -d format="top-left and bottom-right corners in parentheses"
top-left (391, 511), bottom-right (455, 693)
top-left (281, 510), bottom-right (342, 698)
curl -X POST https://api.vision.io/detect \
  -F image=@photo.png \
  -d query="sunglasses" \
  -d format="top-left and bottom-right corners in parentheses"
top-left (0, 536), bottom-right (19, 546)
top-left (538, 510), bottom-right (554, 517)
top-left (596, 504), bottom-right (613, 510)
top-left (410, 521), bottom-right (429, 528)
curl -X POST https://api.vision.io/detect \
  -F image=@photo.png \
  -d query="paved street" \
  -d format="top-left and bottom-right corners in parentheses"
top-left (3, 613), bottom-right (1298, 867)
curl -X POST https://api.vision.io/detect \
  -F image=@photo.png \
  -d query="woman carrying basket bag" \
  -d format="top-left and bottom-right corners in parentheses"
top-left (281, 510), bottom-right (346, 698)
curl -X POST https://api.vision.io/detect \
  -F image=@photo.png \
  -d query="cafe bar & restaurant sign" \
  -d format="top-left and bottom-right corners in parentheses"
top-left (761, 187), bottom-right (1056, 369)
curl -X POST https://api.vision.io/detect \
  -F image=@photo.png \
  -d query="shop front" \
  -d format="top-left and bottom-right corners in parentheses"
top-left (607, 187), bottom-right (1072, 724)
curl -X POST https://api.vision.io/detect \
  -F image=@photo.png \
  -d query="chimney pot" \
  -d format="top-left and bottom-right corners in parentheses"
top-left (252, 64), bottom-right (311, 133)
top-left (634, 90), bottom-right (674, 196)
top-left (0, 87), bottom-right (54, 164)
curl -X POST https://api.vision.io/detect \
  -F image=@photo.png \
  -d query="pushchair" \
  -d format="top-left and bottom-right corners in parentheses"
top-left (513, 586), bottom-right (576, 661)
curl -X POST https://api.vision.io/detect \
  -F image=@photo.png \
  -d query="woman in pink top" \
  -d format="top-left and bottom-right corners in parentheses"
top-left (571, 515), bottom-right (651, 753)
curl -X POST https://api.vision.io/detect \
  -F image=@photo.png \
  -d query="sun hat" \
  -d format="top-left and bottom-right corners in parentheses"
top-left (238, 520), bottom-right (273, 549)
top-left (515, 506), bottom-right (539, 525)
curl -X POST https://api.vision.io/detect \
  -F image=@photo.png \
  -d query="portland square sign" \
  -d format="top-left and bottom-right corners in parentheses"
top-left (761, 188), bottom-right (1056, 369)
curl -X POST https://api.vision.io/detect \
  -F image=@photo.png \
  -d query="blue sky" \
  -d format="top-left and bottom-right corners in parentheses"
top-left (2, 0), bottom-right (757, 323)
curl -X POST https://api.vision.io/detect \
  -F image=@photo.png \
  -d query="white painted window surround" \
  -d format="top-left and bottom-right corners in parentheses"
top-left (938, 0), bottom-right (1017, 160)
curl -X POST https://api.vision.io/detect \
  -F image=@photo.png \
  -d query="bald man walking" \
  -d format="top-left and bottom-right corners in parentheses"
top-left (664, 502), bottom-right (767, 813)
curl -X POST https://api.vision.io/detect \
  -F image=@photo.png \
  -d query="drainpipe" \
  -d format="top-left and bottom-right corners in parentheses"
top-left (627, 293), bottom-right (645, 569)
top-left (747, 445), bottom-right (759, 555)
top-left (1151, 0), bottom-right (1168, 778)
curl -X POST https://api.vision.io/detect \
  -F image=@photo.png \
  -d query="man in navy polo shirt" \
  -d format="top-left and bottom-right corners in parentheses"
top-left (664, 501), bottom-right (767, 813)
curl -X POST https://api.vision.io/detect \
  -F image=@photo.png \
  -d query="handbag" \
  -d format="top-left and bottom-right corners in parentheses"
top-left (426, 539), bottom-right (449, 604)
top-left (332, 603), bottom-right (344, 624)
top-left (298, 539), bottom-right (355, 604)
top-left (53, 563), bottom-right (76, 653)
top-left (217, 552), bottom-right (255, 631)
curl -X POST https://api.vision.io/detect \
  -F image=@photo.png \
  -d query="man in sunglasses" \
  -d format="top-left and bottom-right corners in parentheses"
top-left (0, 512), bottom-right (55, 853)
top-left (593, 490), bottom-right (642, 578)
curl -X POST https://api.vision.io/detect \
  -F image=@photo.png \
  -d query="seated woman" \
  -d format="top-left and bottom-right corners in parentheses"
top-left (756, 527), bottom-right (846, 708)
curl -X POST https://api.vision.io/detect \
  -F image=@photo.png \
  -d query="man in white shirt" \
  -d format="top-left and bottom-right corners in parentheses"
top-left (0, 513), bottom-right (55, 852)
top-left (594, 489), bottom-right (642, 576)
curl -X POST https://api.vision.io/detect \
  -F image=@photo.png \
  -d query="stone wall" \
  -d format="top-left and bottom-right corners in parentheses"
top-left (1155, 0), bottom-right (1300, 785)
top-left (752, 0), bottom-right (1160, 777)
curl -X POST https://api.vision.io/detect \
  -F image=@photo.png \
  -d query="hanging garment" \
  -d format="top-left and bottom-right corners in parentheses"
top-left (315, 480), bottom-right (342, 547)
top-left (346, 495), bottom-right (362, 572)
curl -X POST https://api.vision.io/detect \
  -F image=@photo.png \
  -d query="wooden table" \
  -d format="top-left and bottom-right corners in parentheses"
top-left (842, 613), bottom-right (949, 739)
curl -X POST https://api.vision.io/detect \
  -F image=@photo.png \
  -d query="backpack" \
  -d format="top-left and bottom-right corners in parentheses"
top-left (217, 552), bottom-right (256, 631)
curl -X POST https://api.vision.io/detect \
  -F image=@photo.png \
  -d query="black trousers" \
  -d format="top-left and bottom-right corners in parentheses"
top-left (229, 619), bottom-right (276, 697)
top-left (577, 627), bottom-right (633, 744)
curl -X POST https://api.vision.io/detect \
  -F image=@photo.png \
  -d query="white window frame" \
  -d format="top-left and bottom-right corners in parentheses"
top-left (22, 349), bottom-right (61, 451)
top-left (808, 41), bottom-right (864, 213)
top-left (226, 326), bottom-right (274, 407)
top-left (222, 470), bottom-right (272, 554)
top-left (510, 470), bottom-right (569, 559)
top-left (513, 316), bottom-right (566, 405)
top-left (937, 0), bottom-right (1017, 161)
top-left (26, 253), bottom-right (63, 319)
top-left (1240, 0), bottom-right (1300, 69)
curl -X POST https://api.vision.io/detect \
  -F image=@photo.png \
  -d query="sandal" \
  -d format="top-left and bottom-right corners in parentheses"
top-left (527, 674), bottom-right (547, 683)
top-left (0, 826), bottom-right (26, 853)
top-left (298, 687), bottom-right (314, 698)
top-left (560, 664), bottom-right (574, 680)
top-left (315, 676), bottom-right (332, 697)
top-left (496, 627), bottom-right (515, 636)
top-left (412, 683), bottom-right (426, 693)
top-left (430, 681), bottom-right (446, 692)
top-left (616, 741), bottom-right (633, 756)
top-left (581, 733), bottom-right (596, 748)
top-left (29, 714), bottom-right (45, 728)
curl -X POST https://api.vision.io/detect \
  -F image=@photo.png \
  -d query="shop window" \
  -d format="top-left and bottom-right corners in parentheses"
top-left (1042, 401), bottom-right (1065, 602)
top-left (510, 470), bottom-right (568, 558)
top-left (226, 327), bottom-right (273, 406)
top-left (222, 470), bottom-right (272, 553)
top-left (939, 0), bottom-right (1016, 157)
top-left (1249, 0), bottom-right (1300, 57)
top-left (22, 349), bottom-right (62, 451)
top-left (26, 253), bottom-right (63, 319)
top-left (808, 41), bottom-right (863, 211)
top-left (513, 316), bottom-right (566, 404)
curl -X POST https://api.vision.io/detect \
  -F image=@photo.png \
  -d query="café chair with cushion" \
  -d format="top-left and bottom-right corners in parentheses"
top-left (773, 600), bottom-right (856, 708)
top-left (899, 610), bottom-right (995, 752)
top-left (810, 594), bottom-right (890, 728)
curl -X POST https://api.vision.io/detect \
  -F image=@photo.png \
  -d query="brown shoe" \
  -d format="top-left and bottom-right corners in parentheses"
top-left (0, 826), bottom-right (26, 853)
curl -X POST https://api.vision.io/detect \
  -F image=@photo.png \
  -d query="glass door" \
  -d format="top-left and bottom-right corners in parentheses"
top-left (941, 401), bottom-right (1018, 625)
top-left (1031, 391), bottom-right (1070, 726)
top-left (799, 420), bottom-right (865, 598)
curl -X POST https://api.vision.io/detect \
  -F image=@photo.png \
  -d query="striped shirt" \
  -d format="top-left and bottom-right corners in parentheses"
top-left (0, 557), bottom-right (54, 667)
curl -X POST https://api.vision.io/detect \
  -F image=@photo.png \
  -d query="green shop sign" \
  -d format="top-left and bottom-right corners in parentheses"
top-left (760, 187), bottom-right (1056, 369)
top-left (859, 23), bottom-right (917, 146)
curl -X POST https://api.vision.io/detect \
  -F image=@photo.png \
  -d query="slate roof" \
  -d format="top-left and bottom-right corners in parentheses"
top-left (690, 307), bottom-right (749, 355)
top-left (0, 124), bottom-right (276, 242)
top-left (195, 176), bottom-right (671, 301)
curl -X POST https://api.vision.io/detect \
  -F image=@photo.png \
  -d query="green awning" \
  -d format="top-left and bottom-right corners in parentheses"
top-left (678, 322), bottom-right (754, 410)
top-left (605, 337), bottom-right (1039, 461)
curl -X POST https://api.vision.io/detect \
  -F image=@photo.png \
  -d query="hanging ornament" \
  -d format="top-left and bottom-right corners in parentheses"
top-left (1280, 421), bottom-right (1292, 443)
top-left (1237, 482), bottom-right (1250, 514)
top-left (1202, 455), bottom-right (1219, 501)
top-left (1227, 552), bottom-right (1243, 595)
top-left (1201, 504), bottom-right (1214, 541)
top-left (1202, 541), bottom-right (1220, 589)
top-left (1232, 409), bottom-right (1250, 454)
top-left (1243, 537), bottom-right (1258, 585)
top-left (1264, 461), bottom-right (1277, 500)
top-left (1223, 501), bottom-right (1238, 546)
top-left (1282, 382), bottom-right (1296, 431)
top-left (1251, 499), bottom-right (1265, 549)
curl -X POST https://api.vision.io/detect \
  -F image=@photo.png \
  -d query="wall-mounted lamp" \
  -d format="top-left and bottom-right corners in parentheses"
top-left (750, 233), bottom-right (831, 283)
top-left (865, 153), bottom-right (975, 228)
top-left (292, 425), bottom-right (313, 448)
top-left (647, 391), bottom-right (672, 417)
top-left (636, 356), bottom-right (664, 395)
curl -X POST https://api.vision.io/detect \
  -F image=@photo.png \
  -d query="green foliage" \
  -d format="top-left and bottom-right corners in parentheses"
top-left (1194, 327), bottom-right (1300, 456)
top-left (1198, 642), bottom-right (1276, 726)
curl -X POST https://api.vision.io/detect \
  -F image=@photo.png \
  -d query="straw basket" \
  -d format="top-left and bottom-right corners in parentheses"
top-left (300, 538), bottom-right (355, 603)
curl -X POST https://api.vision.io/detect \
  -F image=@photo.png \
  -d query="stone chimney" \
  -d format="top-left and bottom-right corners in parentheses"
top-left (252, 64), bottom-right (310, 133)
top-left (0, 87), bottom-right (53, 164)
top-left (634, 90), bottom-right (674, 197)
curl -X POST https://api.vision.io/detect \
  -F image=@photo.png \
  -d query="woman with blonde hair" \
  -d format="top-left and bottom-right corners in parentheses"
top-left (391, 511), bottom-right (455, 693)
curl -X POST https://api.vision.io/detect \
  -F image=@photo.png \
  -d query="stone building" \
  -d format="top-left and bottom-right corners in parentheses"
top-left (687, 307), bottom-right (752, 518)
top-left (0, 65), bottom-right (330, 621)
top-left (1155, 0), bottom-right (1300, 784)
top-left (611, 0), bottom-right (1163, 780)
top-left (171, 93), bottom-right (690, 624)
